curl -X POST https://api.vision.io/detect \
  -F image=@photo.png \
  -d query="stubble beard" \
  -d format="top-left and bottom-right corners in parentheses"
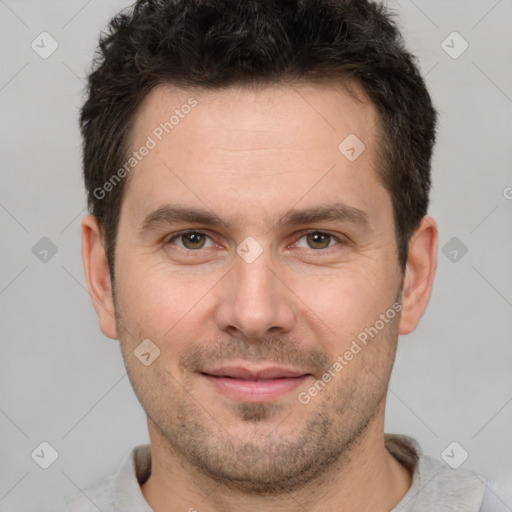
top-left (114, 291), bottom-right (401, 495)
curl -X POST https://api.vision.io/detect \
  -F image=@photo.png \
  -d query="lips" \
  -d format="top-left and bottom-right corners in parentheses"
top-left (201, 365), bottom-right (312, 403)
top-left (203, 366), bottom-right (309, 380)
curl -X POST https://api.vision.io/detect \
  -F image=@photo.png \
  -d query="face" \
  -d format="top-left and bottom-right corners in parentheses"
top-left (110, 82), bottom-right (405, 492)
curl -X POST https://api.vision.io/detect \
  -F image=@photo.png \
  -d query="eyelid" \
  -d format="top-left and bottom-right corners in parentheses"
top-left (164, 229), bottom-right (216, 248)
top-left (290, 229), bottom-right (347, 250)
top-left (163, 228), bottom-right (347, 252)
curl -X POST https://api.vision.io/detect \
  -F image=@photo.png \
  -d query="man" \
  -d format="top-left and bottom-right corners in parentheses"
top-left (67, 0), bottom-right (499, 510)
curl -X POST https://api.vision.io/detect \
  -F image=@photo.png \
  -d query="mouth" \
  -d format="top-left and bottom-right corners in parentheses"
top-left (200, 365), bottom-right (313, 403)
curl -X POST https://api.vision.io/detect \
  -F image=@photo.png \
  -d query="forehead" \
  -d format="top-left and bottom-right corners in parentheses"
top-left (130, 80), bottom-right (379, 157)
top-left (121, 81), bottom-right (388, 230)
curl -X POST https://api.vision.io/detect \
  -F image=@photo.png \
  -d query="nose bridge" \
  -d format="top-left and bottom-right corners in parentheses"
top-left (236, 249), bottom-right (275, 301)
top-left (214, 243), bottom-right (295, 338)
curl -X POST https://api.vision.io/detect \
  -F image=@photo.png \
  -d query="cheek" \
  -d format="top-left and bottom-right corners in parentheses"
top-left (115, 260), bottom-right (219, 344)
top-left (293, 265), bottom-right (395, 340)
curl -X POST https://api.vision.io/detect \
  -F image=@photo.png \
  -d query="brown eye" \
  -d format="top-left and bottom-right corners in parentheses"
top-left (305, 232), bottom-right (332, 249)
top-left (180, 232), bottom-right (206, 249)
top-left (166, 231), bottom-right (215, 250)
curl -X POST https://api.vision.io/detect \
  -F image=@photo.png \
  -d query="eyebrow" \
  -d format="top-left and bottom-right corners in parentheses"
top-left (277, 203), bottom-right (370, 231)
top-left (140, 205), bottom-right (223, 233)
top-left (139, 202), bottom-right (370, 235)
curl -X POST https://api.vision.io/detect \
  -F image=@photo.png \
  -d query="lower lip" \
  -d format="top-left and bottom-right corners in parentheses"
top-left (203, 374), bottom-right (310, 402)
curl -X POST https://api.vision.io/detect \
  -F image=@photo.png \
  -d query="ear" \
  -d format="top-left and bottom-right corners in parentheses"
top-left (81, 215), bottom-right (118, 340)
top-left (398, 215), bottom-right (438, 335)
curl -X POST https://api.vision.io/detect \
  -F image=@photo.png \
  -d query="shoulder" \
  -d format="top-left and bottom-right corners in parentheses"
top-left (64, 444), bottom-right (152, 512)
top-left (64, 473), bottom-right (116, 512)
top-left (479, 475), bottom-right (512, 512)
top-left (386, 434), bottom-right (487, 511)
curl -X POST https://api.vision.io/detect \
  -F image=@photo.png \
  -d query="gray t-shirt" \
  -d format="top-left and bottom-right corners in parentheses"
top-left (65, 434), bottom-right (510, 511)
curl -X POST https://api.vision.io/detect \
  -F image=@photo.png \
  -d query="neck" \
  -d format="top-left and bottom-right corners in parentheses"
top-left (141, 402), bottom-right (412, 512)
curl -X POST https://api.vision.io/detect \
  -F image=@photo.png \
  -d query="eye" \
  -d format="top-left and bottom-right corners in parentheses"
top-left (294, 231), bottom-right (342, 250)
top-left (165, 230), bottom-right (216, 250)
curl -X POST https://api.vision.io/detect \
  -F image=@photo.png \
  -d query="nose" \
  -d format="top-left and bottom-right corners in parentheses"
top-left (214, 248), bottom-right (296, 340)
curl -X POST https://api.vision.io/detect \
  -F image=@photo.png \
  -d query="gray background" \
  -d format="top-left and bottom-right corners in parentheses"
top-left (0, 0), bottom-right (511, 510)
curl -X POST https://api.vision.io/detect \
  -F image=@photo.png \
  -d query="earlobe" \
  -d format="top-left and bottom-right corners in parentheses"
top-left (398, 216), bottom-right (438, 335)
top-left (81, 215), bottom-right (119, 340)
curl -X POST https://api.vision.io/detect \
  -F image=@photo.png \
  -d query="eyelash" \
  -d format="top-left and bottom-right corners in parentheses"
top-left (163, 230), bottom-right (218, 253)
top-left (163, 229), bottom-right (346, 254)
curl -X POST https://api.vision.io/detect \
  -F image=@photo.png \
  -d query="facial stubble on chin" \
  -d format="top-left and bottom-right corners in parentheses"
top-left (121, 338), bottom-right (395, 495)
top-left (113, 283), bottom-right (403, 495)
top-left (148, 385), bottom-right (377, 495)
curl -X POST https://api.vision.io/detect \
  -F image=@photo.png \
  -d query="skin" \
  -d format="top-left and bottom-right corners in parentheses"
top-left (82, 81), bottom-right (438, 511)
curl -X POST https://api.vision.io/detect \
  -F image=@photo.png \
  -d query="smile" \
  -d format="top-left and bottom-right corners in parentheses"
top-left (201, 365), bottom-right (312, 402)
